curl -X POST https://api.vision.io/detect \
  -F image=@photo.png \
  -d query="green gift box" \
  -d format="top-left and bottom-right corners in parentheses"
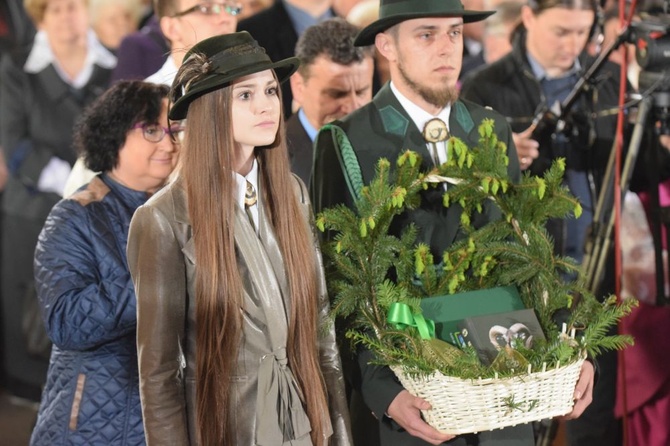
top-left (420, 286), bottom-right (525, 346)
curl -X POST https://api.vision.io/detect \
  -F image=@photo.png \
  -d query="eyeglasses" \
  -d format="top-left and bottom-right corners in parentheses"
top-left (171, 1), bottom-right (243, 18)
top-left (132, 122), bottom-right (185, 143)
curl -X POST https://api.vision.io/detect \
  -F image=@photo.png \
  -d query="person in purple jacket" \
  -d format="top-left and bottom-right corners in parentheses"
top-left (110, 14), bottom-right (170, 82)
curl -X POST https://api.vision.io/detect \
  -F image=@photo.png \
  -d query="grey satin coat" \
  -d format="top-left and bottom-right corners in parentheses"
top-left (127, 175), bottom-right (352, 446)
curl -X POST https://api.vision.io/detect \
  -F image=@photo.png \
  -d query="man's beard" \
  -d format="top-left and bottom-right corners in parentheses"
top-left (397, 59), bottom-right (459, 108)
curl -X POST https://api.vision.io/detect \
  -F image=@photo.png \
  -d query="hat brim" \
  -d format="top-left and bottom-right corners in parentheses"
top-left (354, 10), bottom-right (495, 46)
top-left (168, 57), bottom-right (300, 121)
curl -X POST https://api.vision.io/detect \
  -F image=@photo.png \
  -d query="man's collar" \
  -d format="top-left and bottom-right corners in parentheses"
top-left (526, 51), bottom-right (581, 81)
top-left (24, 30), bottom-right (116, 87)
top-left (297, 108), bottom-right (319, 141)
top-left (145, 56), bottom-right (178, 86)
top-left (389, 81), bottom-right (451, 135)
top-left (233, 158), bottom-right (259, 210)
top-left (282, 0), bottom-right (335, 36)
top-left (464, 37), bottom-right (482, 57)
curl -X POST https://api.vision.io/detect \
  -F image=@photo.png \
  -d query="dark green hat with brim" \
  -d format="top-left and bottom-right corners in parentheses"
top-left (169, 31), bottom-right (300, 120)
top-left (354, 0), bottom-right (495, 46)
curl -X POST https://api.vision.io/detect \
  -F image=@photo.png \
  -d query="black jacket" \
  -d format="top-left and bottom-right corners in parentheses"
top-left (461, 29), bottom-right (621, 183)
top-left (0, 49), bottom-right (111, 220)
top-left (312, 84), bottom-right (533, 445)
top-left (460, 29), bottom-right (670, 285)
top-left (460, 30), bottom-right (623, 258)
top-left (237, 1), bottom-right (297, 118)
top-left (237, 2), bottom-right (339, 118)
top-left (286, 112), bottom-right (314, 186)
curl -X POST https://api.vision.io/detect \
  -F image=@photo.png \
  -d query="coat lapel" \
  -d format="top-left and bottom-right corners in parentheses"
top-left (35, 64), bottom-right (108, 108)
top-left (233, 201), bottom-right (290, 352)
top-left (272, 2), bottom-right (299, 60)
top-left (286, 114), bottom-right (314, 185)
top-left (373, 85), bottom-right (434, 169)
top-left (171, 177), bottom-right (291, 347)
top-left (168, 180), bottom-right (195, 264)
top-left (449, 100), bottom-right (479, 146)
top-left (257, 191), bottom-right (291, 319)
top-left (233, 203), bottom-right (314, 445)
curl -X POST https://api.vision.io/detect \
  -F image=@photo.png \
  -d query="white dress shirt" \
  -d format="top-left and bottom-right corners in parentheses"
top-left (390, 82), bottom-right (451, 166)
top-left (233, 158), bottom-right (260, 232)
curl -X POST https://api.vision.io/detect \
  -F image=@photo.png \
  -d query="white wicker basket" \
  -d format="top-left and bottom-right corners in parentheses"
top-left (391, 356), bottom-right (585, 434)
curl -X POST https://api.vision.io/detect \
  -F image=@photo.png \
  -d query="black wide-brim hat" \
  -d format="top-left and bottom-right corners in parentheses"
top-left (169, 31), bottom-right (300, 120)
top-left (354, 0), bottom-right (495, 46)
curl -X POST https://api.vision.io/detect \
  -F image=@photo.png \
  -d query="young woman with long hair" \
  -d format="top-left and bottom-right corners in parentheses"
top-left (127, 32), bottom-right (351, 446)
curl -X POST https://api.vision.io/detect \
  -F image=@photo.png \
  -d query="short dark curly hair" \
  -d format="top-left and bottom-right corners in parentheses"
top-left (294, 18), bottom-right (374, 79)
top-left (74, 81), bottom-right (170, 172)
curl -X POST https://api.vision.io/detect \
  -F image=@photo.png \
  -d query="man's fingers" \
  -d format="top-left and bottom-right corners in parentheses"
top-left (407, 422), bottom-right (455, 445)
top-left (573, 361), bottom-right (595, 400)
top-left (405, 396), bottom-right (455, 444)
top-left (563, 361), bottom-right (595, 419)
top-left (516, 138), bottom-right (539, 154)
top-left (518, 125), bottom-right (537, 137)
top-left (660, 134), bottom-right (670, 150)
top-left (512, 129), bottom-right (540, 161)
top-left (387, 391), bottom-right (455, 445)
top-left (514, 133), bottom-right (539, 170)
top-left (414, 396), bottom-right (431, 410)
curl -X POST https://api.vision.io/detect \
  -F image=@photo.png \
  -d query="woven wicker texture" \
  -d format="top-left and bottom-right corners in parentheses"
top-left (391, 357), bottom-right (585, 434)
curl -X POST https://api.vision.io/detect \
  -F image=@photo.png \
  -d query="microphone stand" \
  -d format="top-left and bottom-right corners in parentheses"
top-left (582, 95), bottom-right (652, 294)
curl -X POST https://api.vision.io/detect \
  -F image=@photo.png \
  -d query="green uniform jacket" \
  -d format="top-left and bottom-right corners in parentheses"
top-left (311, 84), bottom-right (532, 446)
top-left (311, 83), bottom-right (521, 258)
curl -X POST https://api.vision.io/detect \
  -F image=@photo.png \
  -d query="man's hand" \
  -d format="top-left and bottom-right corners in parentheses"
top-left (562, 360), bottom-right (595, 420)
top-left (661, 134), bottom-right (670, 151)
top-left (512, 126), bottom-right (540, 171)
top-left (0, 149), bottom-right (7, 192)
top-left (386, 390), bottom-right (456, 445)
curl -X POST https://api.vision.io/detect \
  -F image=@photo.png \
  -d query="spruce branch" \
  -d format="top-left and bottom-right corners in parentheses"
top-left (318, 119), bottom-right (634, 379)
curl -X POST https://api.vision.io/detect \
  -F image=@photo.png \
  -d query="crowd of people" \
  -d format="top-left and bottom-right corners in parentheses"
top-left (0, 0), bottom-right (669, 445)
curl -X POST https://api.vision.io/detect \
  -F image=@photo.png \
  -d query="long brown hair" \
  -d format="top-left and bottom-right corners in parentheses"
top-left (178, 57), bottom-right (329, 446)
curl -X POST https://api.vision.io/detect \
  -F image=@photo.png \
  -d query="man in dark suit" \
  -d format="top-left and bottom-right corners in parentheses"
top-left (237, 0), bottom-right (338, 117)
top-left (288, 18), bottom-right (374, 185)
top-left (311, 0), bottom-right (597, 445)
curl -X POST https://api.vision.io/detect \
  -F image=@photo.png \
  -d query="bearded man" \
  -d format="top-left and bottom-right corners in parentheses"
top-left (310, 0), bottom-right (596, 445)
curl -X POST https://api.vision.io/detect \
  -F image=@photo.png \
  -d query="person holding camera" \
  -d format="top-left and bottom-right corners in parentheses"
top-left (460, 0), bottom-right (620, 267)
top-left (459, 1), bottom-right (670, 445)
top-left (459, 1), bottom-right (620, 444)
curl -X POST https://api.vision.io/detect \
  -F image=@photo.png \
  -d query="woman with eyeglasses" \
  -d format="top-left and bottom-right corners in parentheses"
top-left (30, 80), bottom-right (179, 446)
top-left (127, 32), bottom-right (351, 446)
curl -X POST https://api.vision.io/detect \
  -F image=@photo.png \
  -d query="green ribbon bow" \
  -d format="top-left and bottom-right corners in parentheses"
top-left (387, 303), bottom-right (435, 340)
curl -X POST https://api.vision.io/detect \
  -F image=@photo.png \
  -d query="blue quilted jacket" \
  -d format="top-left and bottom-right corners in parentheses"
top-left (31, 175), bottom-right (149, 446)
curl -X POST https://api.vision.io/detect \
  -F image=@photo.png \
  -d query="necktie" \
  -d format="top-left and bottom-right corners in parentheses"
top-left (245, 180), bottom-right (257, 231)
top-left (422, 118), bottom-right (450, 166)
